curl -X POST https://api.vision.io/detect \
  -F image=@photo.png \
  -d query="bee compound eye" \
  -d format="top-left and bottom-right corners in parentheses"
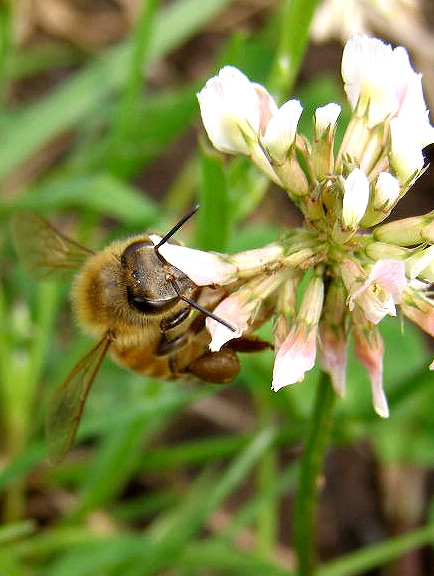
top-left (126, 286), bottom-right (179, 314)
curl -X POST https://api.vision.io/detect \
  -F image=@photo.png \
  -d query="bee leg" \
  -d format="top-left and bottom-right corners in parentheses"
top-left (188, 348), bottom-right (240, 384)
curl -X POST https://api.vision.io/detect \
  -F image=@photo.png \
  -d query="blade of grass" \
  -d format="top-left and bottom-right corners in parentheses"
top-left (179, 539), bottom-right (295, 575)
top-left (0, 0), bottom-right (233, 182)
top-left (196, 143), bottom-right (231, 251)
top-left (124, 426), bottom-right (278, 576)
top-left (319, 522), bottom-right (434, 576)
top-left (1, 174), bottom-right (160, 226)
top-left (268, 0), bottom-right (321, 99)
top-left (111, 0), bottom-right (160, 143)
top-left (0, 0), bottom-right (11, 108)
top-left (70, 406), bottom-right (181, 520)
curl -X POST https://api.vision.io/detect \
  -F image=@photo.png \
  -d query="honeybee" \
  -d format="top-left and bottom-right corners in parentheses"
top-left (12, 208), bottom-right (267, 463)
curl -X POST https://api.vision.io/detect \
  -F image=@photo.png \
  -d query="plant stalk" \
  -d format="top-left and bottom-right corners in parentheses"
top-left (293, 371), bottom-right (336, 575)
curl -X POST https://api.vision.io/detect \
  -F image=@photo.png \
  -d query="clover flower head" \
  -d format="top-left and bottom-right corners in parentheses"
top-left (186, 34), bottom-right (434, 417)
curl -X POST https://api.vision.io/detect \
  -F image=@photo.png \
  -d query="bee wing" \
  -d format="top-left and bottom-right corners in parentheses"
top-left (46, 334), bottom-right (112, 464)
top-left (11, 212), bottom-right (93, 280)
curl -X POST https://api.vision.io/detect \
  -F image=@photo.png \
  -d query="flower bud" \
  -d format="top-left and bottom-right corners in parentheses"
top-left (341, 168), bottom-right (370, 229)
top-left (261, 99), bottom-right (303, 163)
top-left (390, 117), bottom-right (425, 184)
top-left (405, 245), bottom-right (434, 280)
top-left (374, 210), bottom-right (434, 246)
top-left (365, 242), bottom-right (408, 262)
top-left (361, 172), bottom-right (401, 226)
top-left (312, 103), bottom-right (341, 178)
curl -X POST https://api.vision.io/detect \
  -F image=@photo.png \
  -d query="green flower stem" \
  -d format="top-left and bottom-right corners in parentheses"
top-left (293, 371), bottom-right (336, 576)
top-left (254, 378), bottom-right (279, 557)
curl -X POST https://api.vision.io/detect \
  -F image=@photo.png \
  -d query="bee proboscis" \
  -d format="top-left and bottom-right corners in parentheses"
top-left (12, 209), bottom-right (268, 463)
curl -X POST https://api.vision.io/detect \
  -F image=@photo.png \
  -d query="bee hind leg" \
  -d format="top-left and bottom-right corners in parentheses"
top-left (187, 348), bottom-right (240, 384)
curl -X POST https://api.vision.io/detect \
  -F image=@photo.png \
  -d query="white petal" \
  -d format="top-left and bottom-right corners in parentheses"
top-left (342, 167), bottom-right (369, 227)
top-left (406, 245), bottom-right (434, 280)
top-left (314, 102), bottom-right (341, 135)
top-left (372, 376), bottom-right (389, 418)
top-left (262, 99), bottom-right (303, 162)
top-left (374, 172), bottom-right (400, 207)
top-left (342, 35), bottom-right (397, 124)
top-left (154, 240), bottom-right (237, 286)
top-left (390, 117), bottom-right (426, 183)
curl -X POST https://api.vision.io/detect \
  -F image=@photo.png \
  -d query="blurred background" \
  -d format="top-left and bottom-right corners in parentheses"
top-left (0, 1), bottom-right (433, 575)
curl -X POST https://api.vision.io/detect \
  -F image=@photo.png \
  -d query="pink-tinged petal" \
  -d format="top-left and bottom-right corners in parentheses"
top-left (253, 83), bottom-right (278, 134)
top-left (272, 324), bottom-right (318, 391)
top-left (356, 259), bottom-right (407, 303)
top-left (319, 324), bottom-right (348, 397)
top-left (353, 320), bottom-right (389, 418)
top-left (348, 259), bottom-right (407, 324)
top-left (206, 294), bottom-right (256, 351)
top-left (154, 239), bottom-right (237, 286)
top-left (319, 281), bottom-right (348, 396)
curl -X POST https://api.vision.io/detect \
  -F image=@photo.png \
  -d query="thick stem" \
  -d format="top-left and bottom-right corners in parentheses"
top-left (292, 371), bottom-right (336, 575)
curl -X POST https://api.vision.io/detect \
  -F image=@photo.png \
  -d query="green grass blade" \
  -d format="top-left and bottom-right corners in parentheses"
top-left (196, 144), bottom-right (231, 252)
top-left (0, 0), bottom-right (232, 182)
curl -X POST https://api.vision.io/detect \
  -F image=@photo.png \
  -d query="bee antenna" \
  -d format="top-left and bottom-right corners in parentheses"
top-left (155, 204), bottom-right (200, 250)
top-left (169, 278), bottom-right (236, 333)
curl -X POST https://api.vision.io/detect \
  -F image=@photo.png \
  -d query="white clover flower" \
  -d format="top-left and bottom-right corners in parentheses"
top-left (342, 35), bottom-right (429, 128)
top-left (197, 66), bottom-right (264, 155)
top-left (346, 259), bottom-right (407, 324)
